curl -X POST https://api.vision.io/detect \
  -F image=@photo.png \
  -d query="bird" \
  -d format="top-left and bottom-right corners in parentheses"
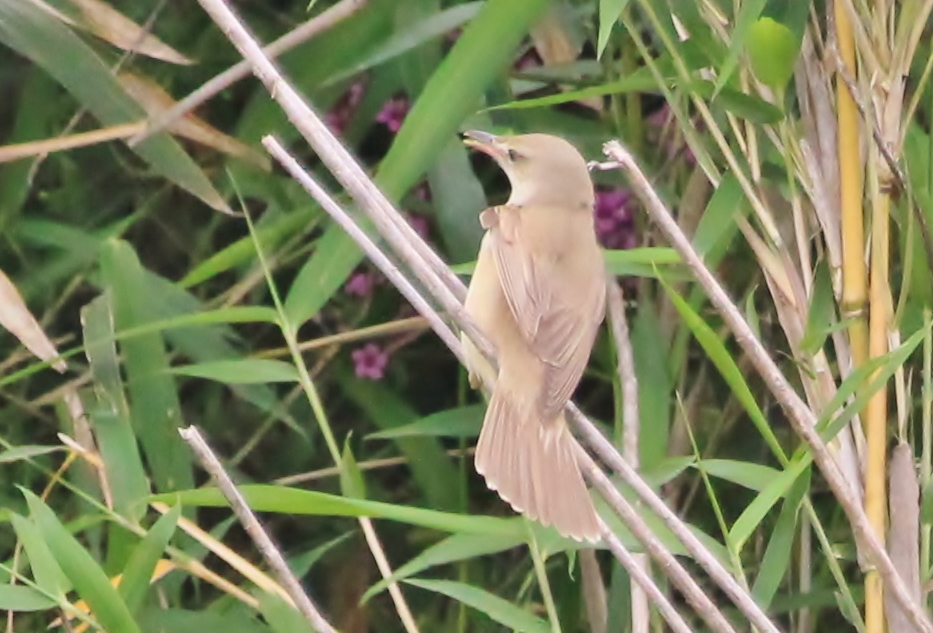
top-left (461, 130), bottom-right (607, 542)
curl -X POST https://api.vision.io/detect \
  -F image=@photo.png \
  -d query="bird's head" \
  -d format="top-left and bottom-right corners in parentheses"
top-left (463, 131), bottom-right (594, 210)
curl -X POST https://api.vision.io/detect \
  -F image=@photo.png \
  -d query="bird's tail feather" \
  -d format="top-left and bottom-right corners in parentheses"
top-left (475, 389), bottom-right (601, 542)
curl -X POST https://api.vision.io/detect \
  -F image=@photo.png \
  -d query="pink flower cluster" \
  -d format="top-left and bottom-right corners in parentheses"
top-left (351, 343), bottom-right (389, 380)
top-left (594, 188), bottom-right (637, 250)
top-left (376, 96), bottom-right (410, 133)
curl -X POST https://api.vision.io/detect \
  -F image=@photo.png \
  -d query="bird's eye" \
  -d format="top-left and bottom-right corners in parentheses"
top-left (508, 148), bottom-right (522, 161)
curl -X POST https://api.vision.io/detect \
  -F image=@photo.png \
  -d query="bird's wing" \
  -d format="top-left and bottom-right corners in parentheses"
top-left (486, 205), bottom-right (606, 419)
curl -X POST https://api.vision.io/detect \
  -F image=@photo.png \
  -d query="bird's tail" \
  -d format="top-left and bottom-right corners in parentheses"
top-left (475, 388), bottom-right (601, 542)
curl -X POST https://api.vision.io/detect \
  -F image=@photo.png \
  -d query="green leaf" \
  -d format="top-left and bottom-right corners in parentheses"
top-left (0, 0), bottom-right (227, 212)
top-left (405, 578), bottom-right (550, 633)
top-left (713, 0), bottom-right (769, 95)
top-left (698, 459), bottom-right (782, 492)
top-left (597, 0), bottom-right (632, 58)
top-left (101, 241), bottom-right (193, 495)
top-left (153, 485), bottom-right (521, 536)
top-left (11, 513), bottom-right (69, 596)
top-left (258, 593), bottom-right (313, 633)
top-left (922, 479), bottom-right (933, 525)
top-left (137, 608), bottom-right (274, 633)
top-left (0, 69), bottom-right (59, 227)
top-left (660, 279), bottom-right (786, 461)
top-left (427, 138), bottom-right (486, 264)
top-left (604, 247), bottom-right (684, 278)
top-left (119, 504), bottom-right (180, 614)
top-left (746, 17), bottom-right (800, 89)
top-left (325, 2), bottom-right (484, 86)
top-left (801, 259), bottom-right (836, 355)
top-left (340, 438), bottom-right (367, 500)
top-left (181, 206), bottom-right (318, 288)
top-left (339, 372), bottom-right (461, 511)
top-left (730, 461), bottom-right (809, 550)
top-left (752, 469), bottom-right (809, 607)
top-left (366, 404), bottom-right (484, 440)
top-left (631, 306), bottom-right (671, 468)
top-left (82, 294), bottom-right (150, 521)
top-left (0, 584), bottom-right (57, 612)
top-left (692, 172), bottom-right (744, 263)
top-left (0, 445), bottom-right (63, 463)
top-left (168, 359), bottom-right (300, 385)
top-left (22, 490), bottom-right (143, 633)
top-left (364, 531), bottom-right (525, 601)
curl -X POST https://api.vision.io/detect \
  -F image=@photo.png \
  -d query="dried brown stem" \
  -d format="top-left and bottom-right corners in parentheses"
top-left (179, 426), bottom-right (338, 633)
top-left (601, 139), bottom-right (933, 633)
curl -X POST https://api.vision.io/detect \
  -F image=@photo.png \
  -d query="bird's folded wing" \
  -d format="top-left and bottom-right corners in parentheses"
top-left (488, 205), bottom-right (605, 420)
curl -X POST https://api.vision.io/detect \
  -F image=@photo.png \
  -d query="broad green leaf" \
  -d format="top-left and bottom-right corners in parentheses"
top-left (153, 485), bottom-right (521, 536)
top-left (597, 0), bottom-right (632, 58)
top-left (631, 306), bottom-right (670, 468)
top-left (366, 404), bottom-right (484, 440)
top-left (0, 0), bottom-right (227, 212)
top-left (0, 69), bottom-right (59, 227)
top-left (82, 294), bottom-right (150, 521)
top-left (22, 490), bottom-right (143, 633)
top-left (0, 584), bottom-right (57, 611)
top-left (168, 359), bottom-right (300, 384)
top-left (427, 138), bottom-right (486, 264)
top-left (142, 272), bottom-right (295, 432)
top-left (100, 240), bottom-right (193, 495)
top-left (746, 17), bottom-right (800, 89)
top-left (405, 578), bottom-right (550, 633)
top-left (11, 513), bottom-right (69, 596)
top-left (119, 504), bottom-right (180, 614)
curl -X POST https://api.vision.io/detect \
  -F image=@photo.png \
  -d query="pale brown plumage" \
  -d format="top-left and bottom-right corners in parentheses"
top-left (461, 131), bottom-right (606, 542)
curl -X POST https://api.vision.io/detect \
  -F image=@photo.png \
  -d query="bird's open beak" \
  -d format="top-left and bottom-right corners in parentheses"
top-left (463, 130), bottom-right (507, 161)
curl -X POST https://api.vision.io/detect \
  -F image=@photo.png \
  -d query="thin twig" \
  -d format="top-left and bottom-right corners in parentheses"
top-left (578, 448), bottom-right (738, 633)
top-left (263, 136), bottom-right (461, 356)
top-left (178, 426), bottom-right (338, 633)
top-left (600, 139), bottom-right (933, 633)
top-left (130, 0), bottom-right (368, 145)
top-left (194, 0), bottom-right (783, 628)
top-left (606, 281), bottom-right (648, 633)
top-left (263, 139), bottom-right (778, 633)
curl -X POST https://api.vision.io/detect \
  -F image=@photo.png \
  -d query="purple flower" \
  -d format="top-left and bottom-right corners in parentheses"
top-left (325, 81), bottom-right (366, 135)
top-left (352, 343), bottom-right (389, 380)
top-left (376, 96), bottom-right (410, 133)
top-left (406, 213), bottom-right (430, 240)
top-left (594, 188), bottom-right (636, 250)
top-left (345, 271), bottom-right (375, 298)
